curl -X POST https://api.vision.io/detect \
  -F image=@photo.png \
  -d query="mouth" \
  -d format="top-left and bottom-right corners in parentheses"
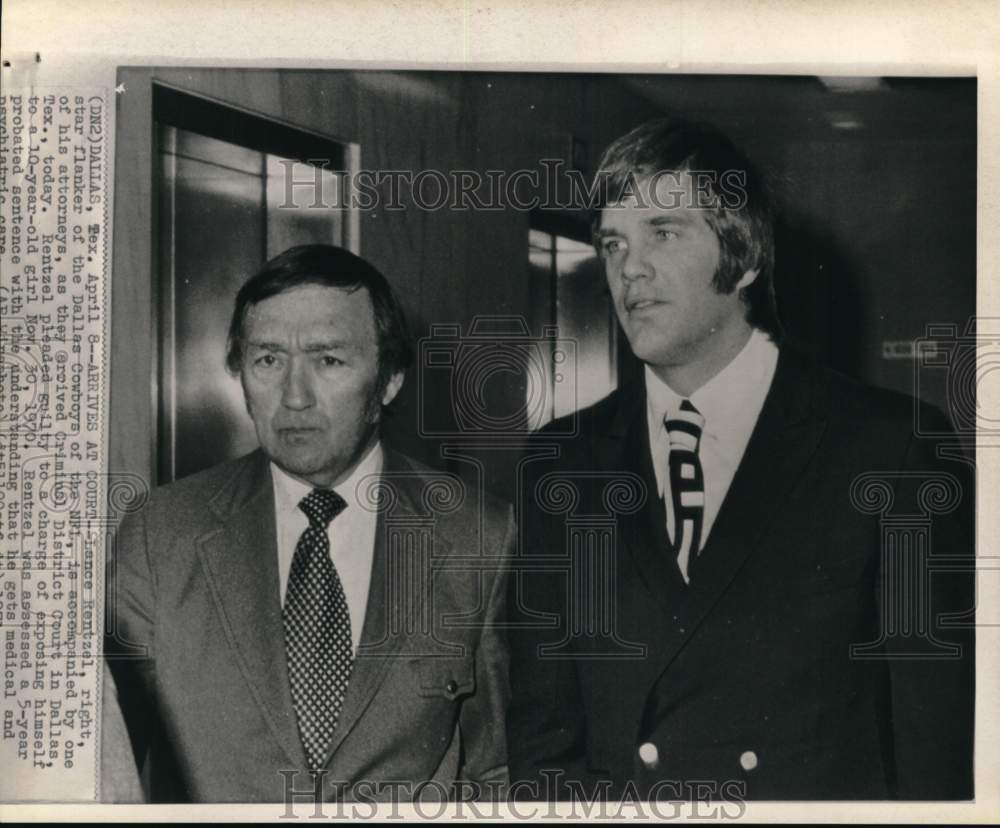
top-left (625, 298), bottom-right (666, 314)
top-left (276, 426), bottom-right (323, 444)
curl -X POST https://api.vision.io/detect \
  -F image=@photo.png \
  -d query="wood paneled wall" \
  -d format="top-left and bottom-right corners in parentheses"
top-left (110, 69), bottom-right (661, 500)
top-left (111, 70), bottom-right (976, 503)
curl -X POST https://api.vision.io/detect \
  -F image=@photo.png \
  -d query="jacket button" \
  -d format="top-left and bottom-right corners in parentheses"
top-left (445, 680), bottom-right (458, 694)
top-left (638, 742), bottom-right (659, 769)
top-left (740, 750), bottom-right (758, 771)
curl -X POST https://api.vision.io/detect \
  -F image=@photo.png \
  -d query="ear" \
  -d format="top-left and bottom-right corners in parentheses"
top-left (735, 268), bottom-right (760, 290)
top-left (381, 371), bottom-right (405, 407)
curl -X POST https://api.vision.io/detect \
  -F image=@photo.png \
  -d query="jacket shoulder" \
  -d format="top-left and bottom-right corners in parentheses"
top-left (141, 451), bottom-right (265, 519)
top-left (532, 385), bottom-right (634, 441)
top-left (385, 450), bottom-right (513, 549)
top-left (778, 346), bottom-right (961, 461)
top-left (803, 354), bottom-right (946, 430)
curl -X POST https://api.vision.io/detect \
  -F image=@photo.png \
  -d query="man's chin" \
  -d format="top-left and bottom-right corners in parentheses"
top-left (274, 461), bottom-right (337, 488)
top-left (265, 444), bottom-right (336, 485)
top-left (627, 332), bottom-right (681, 367)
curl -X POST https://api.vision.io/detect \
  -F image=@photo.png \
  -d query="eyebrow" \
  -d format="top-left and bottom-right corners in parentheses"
top-left (303, 341), bottom-right (352, 352)
top-left (246, 339), bottom-right (352, 352)
top-left (595, 214), bottom-right (693, 238)
top-left (646, 214), bottom-right (694, 227)
top-left (246, 340), bottom-right (284, 352)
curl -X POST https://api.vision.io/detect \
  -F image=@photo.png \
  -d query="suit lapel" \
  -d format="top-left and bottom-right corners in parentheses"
top-left (195, 451), bottom-right (307, 769)
top-left (319, 493), bottom-right (401, 763)
top-left (655, 347), bottom-right (830, 670)
top-left (595, 383), bottom-right (688, 622)
top-left (320, 450), bottom-right (448, 766)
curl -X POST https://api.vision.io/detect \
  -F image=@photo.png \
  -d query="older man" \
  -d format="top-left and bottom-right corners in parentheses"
top-left (104, 245), bottom-right (512, 802)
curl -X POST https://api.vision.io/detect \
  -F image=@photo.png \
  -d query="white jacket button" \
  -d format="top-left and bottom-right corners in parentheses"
top-left (740, 750), bottom-right (758, 771)
top-left (638, 742), bottom-right (659, 769)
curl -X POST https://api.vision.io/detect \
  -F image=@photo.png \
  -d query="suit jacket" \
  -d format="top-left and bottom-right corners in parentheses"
top-left (507, 346), bottom-right (975, 800)
top-left (103, 447), bottom-right (513, 802)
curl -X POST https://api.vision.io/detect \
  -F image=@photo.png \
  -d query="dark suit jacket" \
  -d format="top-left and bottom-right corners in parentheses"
top-left (104, 448), bottom-right (513, 802)
top-left (507, 347), bottom-right (975, 800)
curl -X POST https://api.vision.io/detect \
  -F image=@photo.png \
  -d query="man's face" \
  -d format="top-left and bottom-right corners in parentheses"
top-left (598, 172), bottom-right (756, 374)
top-left (240, 283), bottom-right (403, 488)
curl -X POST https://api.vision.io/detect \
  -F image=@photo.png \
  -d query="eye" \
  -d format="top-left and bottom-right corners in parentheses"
top-left (320, 355), bottom-right (345, 367)
top-left (600, 238), bottom-right (625, 256)
top-left (254, 353), bottom-right (279, 368)
top-left (655, 228), bottom-right (677, 241)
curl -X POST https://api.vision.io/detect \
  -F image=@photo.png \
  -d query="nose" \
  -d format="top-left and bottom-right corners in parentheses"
top-left (280, 356), bottom-right (315, 410)
top-left (621, 239), bottom-right (652, 283)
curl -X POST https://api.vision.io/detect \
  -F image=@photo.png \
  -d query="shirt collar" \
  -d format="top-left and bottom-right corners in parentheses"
top-left (271, 440), bottom-right (384, 515)
top-left (645, 328), bottom-right (779, 448)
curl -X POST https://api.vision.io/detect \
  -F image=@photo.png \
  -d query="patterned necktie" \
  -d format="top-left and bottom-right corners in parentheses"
top-left (283, 488), bottom-right (352, 770)
top-left (665, 400), bottom-right (706, 583)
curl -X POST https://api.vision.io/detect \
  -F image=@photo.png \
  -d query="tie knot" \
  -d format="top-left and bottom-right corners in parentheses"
top-left (299, 488), bottom-right (347, 529)
top-left (664, 399), bottom-right (704, 449)
top-left (679, 399), bottom-right (700, 417)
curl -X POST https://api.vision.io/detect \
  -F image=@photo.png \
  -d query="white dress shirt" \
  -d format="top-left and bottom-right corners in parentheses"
top-left (271, 442), bottom-right (382, 653)
top-left (645, 328), bottom-right (779, 550)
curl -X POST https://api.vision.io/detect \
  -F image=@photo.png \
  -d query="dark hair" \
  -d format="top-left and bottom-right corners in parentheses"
top-left (592, 117), bottom-right (782, 340)
top-left (225, 244), bottom-right (413, 395)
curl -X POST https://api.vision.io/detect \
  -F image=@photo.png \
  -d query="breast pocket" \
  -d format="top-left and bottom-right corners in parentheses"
top-left (753, 553), bottom-right (874, 600)
top-left (411, 656), bottom-right (476, 702)
top-left (802, 554), bottom-right (874, 594)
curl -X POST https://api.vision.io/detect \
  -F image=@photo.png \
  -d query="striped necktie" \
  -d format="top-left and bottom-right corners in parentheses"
top-left (283, 488), bottom-right (353, 770)
top-left (665, 400), bottom-right (705, 583)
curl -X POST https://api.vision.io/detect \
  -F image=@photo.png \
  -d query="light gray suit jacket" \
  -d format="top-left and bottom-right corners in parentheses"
top-left (102, 448), bottom-right (512, 802)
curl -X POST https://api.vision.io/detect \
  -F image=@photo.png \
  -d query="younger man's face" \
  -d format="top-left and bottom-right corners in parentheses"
top-left (597, 172), bottom-right (754, 374)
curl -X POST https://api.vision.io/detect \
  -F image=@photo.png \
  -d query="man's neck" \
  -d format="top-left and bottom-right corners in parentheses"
top-left (649, 323), bottom-right (755, 398)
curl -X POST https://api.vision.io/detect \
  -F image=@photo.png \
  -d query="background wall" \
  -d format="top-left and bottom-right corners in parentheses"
top-left (110, 69), bottom-right (976, 503)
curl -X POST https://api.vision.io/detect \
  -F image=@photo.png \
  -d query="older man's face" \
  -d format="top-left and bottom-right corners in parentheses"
top-left (240, 284), bottom-right (402, 488)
